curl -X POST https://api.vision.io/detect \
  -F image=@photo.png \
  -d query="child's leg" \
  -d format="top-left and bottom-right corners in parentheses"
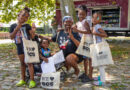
top-left (28, 63), bottom-right (36, 88)
top-left (99, 66), bottom-right (106, 83)
top-left (93, 66), bottom-right (106, 86)
top-left (88, 59), bottom-right (93, 79)
top-left (18, 54), bottom-right (26, 81)
top-left (84, 58), bottom-right (88, 75)
top-left (28, 63), bottom-right (34, 80)
top-left (16, 54), bottom-right (26, 86)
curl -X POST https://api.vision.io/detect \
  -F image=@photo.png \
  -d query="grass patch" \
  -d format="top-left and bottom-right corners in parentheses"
top-left (0, 43), bottom-right (17, 60)
top-left (109, 42), bottom-right (130, 61)
top-left (0, 40), bottom-right (130, 62)
top-left (110, 83), bottom-right (127, 90)
top-left (2, 73), bottom-right (10, 79)
top-left (40, 34), bottom-right (52, 37)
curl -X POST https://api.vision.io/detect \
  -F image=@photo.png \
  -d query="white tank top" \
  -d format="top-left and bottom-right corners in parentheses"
top-left (76, 19), bottom-right (92, 40)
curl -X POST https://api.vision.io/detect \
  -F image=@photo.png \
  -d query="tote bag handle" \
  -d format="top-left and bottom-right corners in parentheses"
top-left (21, 29), bottom-right (32, 41)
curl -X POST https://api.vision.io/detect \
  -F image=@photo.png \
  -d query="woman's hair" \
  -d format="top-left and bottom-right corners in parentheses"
top-left (78, 5), bottom-right (87, 13)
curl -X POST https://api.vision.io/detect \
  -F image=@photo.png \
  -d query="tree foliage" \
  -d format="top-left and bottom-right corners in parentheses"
top-left (0, 0), bottom-right (56, 24)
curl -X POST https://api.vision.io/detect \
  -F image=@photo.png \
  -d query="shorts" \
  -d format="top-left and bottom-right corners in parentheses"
top-left (83, 56), bottom-right (91, 60)
top-left (16, 43), bottom-right (24, 55)
top-left (64, 52), bottom-right (85, 64)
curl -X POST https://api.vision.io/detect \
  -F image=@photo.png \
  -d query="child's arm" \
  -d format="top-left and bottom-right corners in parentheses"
top-left (92, 28), bottom-right (107, 37)
top-left (72, 21), bottom-right (91, 34)
top-left (39, 50), bottom-right (48, 63)
top-left (40, 54), bottom-right (48, 63)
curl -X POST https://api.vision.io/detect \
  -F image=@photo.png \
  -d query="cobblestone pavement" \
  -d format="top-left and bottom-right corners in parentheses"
top-left (0, 41), bottom-right (130, 90)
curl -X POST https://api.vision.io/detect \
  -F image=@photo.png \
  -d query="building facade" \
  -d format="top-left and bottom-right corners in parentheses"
top-left (56, 0), bottom-right (130, 31)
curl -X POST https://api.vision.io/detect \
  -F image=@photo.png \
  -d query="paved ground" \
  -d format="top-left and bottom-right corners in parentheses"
top-left (0, 38), bottom-right (130, 90)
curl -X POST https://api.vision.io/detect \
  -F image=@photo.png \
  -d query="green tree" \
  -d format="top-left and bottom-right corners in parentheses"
top-left (0, 0), bottom-right (56, 24)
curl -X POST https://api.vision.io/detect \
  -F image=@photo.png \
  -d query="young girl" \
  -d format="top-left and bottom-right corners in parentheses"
top-left (10, 7), bottom-right (36, 88)
top-left (92, 12), bottom-right (107, 85)
top-left (40, 39), bottom-right (51, 63)
top-left (72, 5), bottom-right (93, 82)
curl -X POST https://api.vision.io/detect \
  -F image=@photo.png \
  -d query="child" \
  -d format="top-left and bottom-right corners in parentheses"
top-left (72, 5), bottom-right (93, 82)
top-left (40, 39), bottom-right (51, 63)
top-left (10, 7), bottom-right (36, 88)
top-left (92, 12), bottom-right (107, 85)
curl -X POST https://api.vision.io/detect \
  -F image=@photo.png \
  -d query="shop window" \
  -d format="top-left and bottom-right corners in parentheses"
top-left (92, 8), bottom-right (120, 28)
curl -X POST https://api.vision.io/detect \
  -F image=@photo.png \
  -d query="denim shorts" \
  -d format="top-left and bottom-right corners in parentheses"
top-left (16, 43), bottom-right (24, 55)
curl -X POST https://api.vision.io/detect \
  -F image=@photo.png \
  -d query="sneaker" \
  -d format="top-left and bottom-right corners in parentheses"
top-left (93, 76), bottom-right (100, 81)
top-left (29, 80), bottom-right (36, 88)
top-left (78, 73), bottom-right (86, 79)
top-left (81, 76), bottom-right (92, 83)
top-left (16, 80), bottom-right (26, 87)
top-left (93, 81), bottom-right (105, 86)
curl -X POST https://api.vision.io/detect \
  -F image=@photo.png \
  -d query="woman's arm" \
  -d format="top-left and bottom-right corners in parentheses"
top-left (68, 29), bottom-right (80, 47)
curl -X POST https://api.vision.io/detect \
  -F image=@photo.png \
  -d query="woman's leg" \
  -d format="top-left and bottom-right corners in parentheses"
top-left (65, 60), bottom-right (71, 71)
top-left (18, 54), bottom-right (26, 81)
top-left (66, 54), bottom-right (79, 76)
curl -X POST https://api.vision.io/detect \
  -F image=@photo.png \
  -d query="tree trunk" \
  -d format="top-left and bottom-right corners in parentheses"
top-left (59, 0), bottom-right (77, 24)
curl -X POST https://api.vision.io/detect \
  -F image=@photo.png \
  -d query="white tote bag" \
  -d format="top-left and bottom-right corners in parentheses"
top-left (76, 34), bottom-right (93, 57)
top-left (21, 31), bottom-right (40, 63)
top-left (90, 35), bottom-right (114, 67)
top-left (40, 72), bottom-right (60, 89)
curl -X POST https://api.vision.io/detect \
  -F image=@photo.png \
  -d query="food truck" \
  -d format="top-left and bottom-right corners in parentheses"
top-left (56, 0), bottom-right (130, 36)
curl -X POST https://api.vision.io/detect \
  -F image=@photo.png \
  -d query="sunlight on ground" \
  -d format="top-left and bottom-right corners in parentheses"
top-left (107, 36), bottom-right (130, 40)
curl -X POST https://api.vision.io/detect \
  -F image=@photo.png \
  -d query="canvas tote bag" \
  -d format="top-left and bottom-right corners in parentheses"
top-left (21, 31), bottom-right (40, 63)
top-left (40, 72), bottom-right (60, 89)
top-left (76, 34), bottom-right (93, 57)
top-left (90, 35), bottom-right (114, 67)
